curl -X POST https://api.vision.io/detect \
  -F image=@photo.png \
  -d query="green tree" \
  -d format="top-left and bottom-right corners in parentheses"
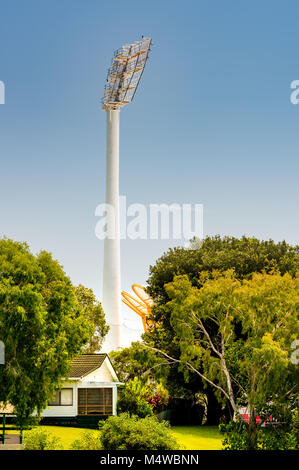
top-left (74, 285), bottom-right (108, 353)
top-left (147, 237), bottom-right (299, 302)
top-left (145, 236), bottom-right (299, 423)
top-left (0, 238), bottom-right (94, 429)
top-left (110, 341), bottom-right (164, 382)
top-left (146, 271), bottom-right (299, 449)
top-left (111, 343), bottom-right (170, 415)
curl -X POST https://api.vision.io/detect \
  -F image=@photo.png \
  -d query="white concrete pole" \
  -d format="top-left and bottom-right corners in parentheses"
top-left (102, 109), bottom-right (122, 351)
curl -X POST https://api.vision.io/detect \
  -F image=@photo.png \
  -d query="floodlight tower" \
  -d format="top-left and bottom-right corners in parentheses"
top-left (101, 37), bottom-right (152, 351)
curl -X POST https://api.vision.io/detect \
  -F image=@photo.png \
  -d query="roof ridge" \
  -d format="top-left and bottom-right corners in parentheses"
top-left (77, 353), bottom-right (106, 356)
top-left (72, 353), bottom-right (107, 358)
top-left (68, 353), bottom-right (108, 378)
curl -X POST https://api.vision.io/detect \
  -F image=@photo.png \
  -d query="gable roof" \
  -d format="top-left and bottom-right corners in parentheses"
top-left (68, 354), bottom-right (107, 379)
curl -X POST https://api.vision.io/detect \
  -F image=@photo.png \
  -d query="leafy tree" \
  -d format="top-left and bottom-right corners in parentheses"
top-left (74, 285), bottom-right (108, 353)
top-left (147, 237), bottom-right (299, 302)
top-left (0, 238), bottom-right (94, 429)
top-left (145, 236), bottom-right (299, 423)
top-left (110, 341), bottom-right (164, 382)
top-left (145, 271), bottom-right (299, 449)
top-left (111, 343), bottom-right (170, 414)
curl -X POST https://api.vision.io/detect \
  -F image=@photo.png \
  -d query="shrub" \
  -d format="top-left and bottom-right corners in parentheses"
top-left (290, 404), bottom-right (299, 449)
top-left (220, 419), bottom-right (296, 450)
top-left (23, 428), bottom-right (63, 450)
top-left (117, 378), bottom-right (153, 418)
top-left (219, 420), bottom-right (249, 450)
top-left (100, 413), bottom-right (180, 450)
top-left (259, 427), bottom-right (295, 450)
top-left (146, 393), bottom-right (164, 412)
top-left (71, 430), bottom-right (102, 450)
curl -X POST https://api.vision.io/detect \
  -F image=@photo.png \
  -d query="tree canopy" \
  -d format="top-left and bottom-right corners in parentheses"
top-left (75, 285), bottom-right (109, 353)
top-left (110, 341), bottom-right (162, 383)
top-left (0, 238), bottom-right (102, 426)
top-left (143, 236), bottom-right (299, 423)
top-left (147, 236), bottom-right (299, 303)
top-left (149, 271), bottom-right (299, 449)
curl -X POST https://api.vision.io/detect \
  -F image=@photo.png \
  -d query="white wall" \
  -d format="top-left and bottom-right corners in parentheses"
top-left (81, 359), bottom-right (115, 383)
top-left (41, 380), bottom-right (118, 417)
top-left (42, 382), bottom-right (78, 417)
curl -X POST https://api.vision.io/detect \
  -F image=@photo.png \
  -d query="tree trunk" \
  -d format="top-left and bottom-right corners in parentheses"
top-left (247, 408), bottom-right (258, 450)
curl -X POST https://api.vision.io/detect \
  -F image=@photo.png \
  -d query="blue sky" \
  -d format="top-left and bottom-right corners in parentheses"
top-left (0, 0), bottom-right (298, 339)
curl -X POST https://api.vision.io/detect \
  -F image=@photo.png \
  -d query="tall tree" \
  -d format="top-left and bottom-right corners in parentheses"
top-left (145, 272), bottom-right (299, 449)
top-left (144, 236), bottom-right (299, 423)
top-left (0, 239), bottom-right (95, 428)
top-left (110, 341), bottom-right (162, 383)
top-left (75, 285), bottom-right (109, 353)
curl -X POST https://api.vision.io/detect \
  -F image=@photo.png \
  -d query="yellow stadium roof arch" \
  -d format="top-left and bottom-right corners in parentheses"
top-left (121, 284), bottom-right (154, 332)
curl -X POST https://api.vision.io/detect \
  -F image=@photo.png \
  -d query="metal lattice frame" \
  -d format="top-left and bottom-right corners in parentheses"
top-left (102, 38), bottom-right (152, 110)
top-left (121, 284), bottom-right (154, 332)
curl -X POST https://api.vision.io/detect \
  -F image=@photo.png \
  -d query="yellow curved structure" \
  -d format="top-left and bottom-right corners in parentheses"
top-left (121, 284), bottom-right (154, 332)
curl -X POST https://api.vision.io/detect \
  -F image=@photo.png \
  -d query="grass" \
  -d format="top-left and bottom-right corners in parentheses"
top-left (29, 426), bottom-right (96, 449)
top-left (172, 426), bottom-right (223, 450)
top-left (6, 425), bottom-right (223, 450)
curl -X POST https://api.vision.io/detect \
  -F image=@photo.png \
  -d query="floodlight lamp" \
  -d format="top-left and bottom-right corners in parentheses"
top-left (102, 37), bottom-right (152, 110)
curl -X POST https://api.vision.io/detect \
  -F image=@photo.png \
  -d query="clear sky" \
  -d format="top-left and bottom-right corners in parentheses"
top-left (0, 0), bottom-right (298, 342)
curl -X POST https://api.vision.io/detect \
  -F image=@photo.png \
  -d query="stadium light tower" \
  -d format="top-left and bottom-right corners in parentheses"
top-left (101, 37), bottom-right (152, 351)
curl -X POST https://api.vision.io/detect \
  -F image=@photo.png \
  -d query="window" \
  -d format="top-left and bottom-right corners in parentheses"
top-left (49, 388), bottom-right (73, 406)
top-left (78, 388), bottom-right (113, 415)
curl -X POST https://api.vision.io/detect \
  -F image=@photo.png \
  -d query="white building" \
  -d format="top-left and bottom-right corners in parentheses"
top-left (41, 354), bottom-right (122, 427)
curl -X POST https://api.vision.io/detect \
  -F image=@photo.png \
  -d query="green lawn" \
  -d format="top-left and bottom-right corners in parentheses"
top-left (5, 425), bottom-right (90, 449)
top-left (33, 426), bottom-right (96, 449)
top-left (172, 426), bottom-right (223, 450)
top-left (7, 425), bottom-right (223, 450)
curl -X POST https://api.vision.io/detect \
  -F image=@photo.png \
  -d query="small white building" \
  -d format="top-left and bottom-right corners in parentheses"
top-left (41, 354), bottom-right (121, 427)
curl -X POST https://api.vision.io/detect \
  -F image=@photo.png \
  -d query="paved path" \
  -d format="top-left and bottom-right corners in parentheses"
top-left (0, 433), bottom-right (20, 445)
